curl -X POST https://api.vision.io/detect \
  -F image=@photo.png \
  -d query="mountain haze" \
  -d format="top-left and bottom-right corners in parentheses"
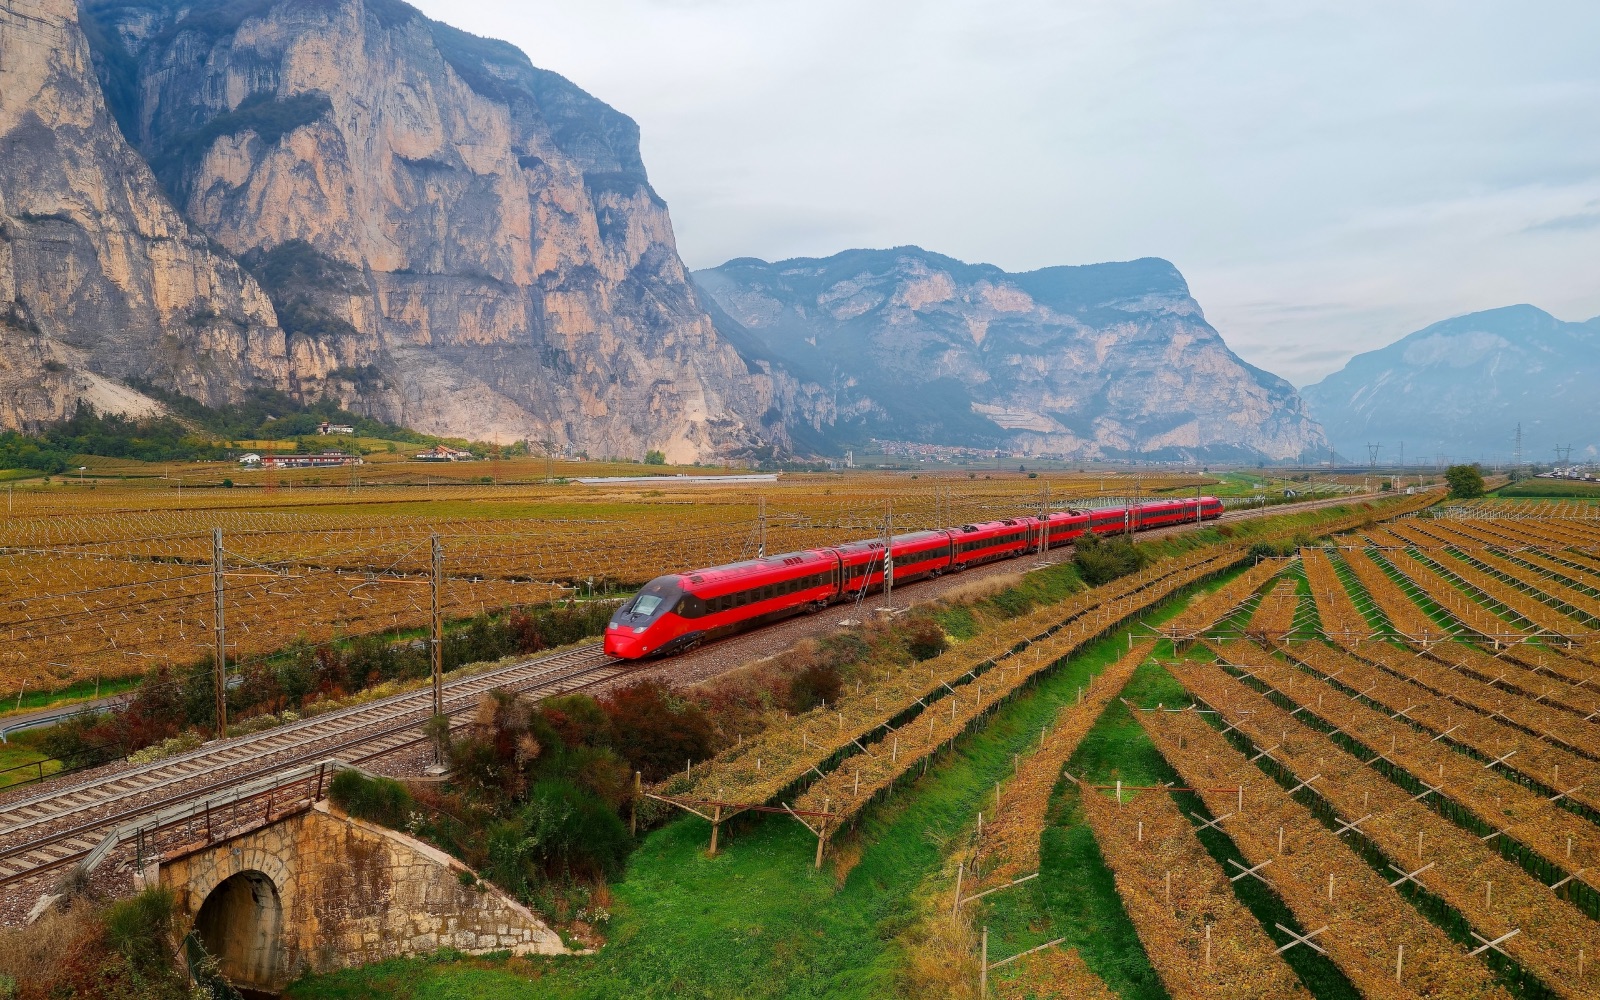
top-left (696, 248), bottom-right (1327, 462)
top-left (1301, 305), bottom-right (1600, 464)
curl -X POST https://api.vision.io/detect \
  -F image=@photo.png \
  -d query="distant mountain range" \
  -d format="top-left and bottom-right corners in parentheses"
top-left (1301, 305), bottom-right (1600, 466)
top-left (1, 0), bottom-right (1327, 464)
top-left (695, 249), bottom-right (1327, 462)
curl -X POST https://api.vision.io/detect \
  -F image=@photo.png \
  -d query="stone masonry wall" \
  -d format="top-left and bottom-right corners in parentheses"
top-left (161, 800), bottom-right (565, 987)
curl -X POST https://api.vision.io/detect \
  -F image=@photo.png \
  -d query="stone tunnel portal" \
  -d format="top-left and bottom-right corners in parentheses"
top-left (194, 870), bottom-right (283, 988)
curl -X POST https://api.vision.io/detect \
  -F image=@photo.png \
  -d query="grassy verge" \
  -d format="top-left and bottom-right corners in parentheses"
top-left (0, 675), bottom-right (142, 720)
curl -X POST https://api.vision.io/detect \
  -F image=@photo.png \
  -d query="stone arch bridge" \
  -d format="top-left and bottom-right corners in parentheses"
top-left (156, 799), bottom-right (564, 992)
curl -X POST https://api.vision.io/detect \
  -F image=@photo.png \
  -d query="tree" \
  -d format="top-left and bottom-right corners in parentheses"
top-left (1445, 463), bottom-right (1486, 499)
top-left (644, 449), bottom-right (666, 465)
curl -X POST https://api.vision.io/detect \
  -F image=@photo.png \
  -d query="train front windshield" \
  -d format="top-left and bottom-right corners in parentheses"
top-left (611, 577), bottom-right (684, 629)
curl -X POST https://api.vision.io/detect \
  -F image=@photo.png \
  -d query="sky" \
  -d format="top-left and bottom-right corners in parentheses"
top-left (410, 0), bottom-right (1600, 387)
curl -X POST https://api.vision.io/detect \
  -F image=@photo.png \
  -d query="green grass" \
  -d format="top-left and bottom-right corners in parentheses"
top-left (0, 741), bottom-right (60, 790)
top-left (0, 674), bottom-right (140, 719)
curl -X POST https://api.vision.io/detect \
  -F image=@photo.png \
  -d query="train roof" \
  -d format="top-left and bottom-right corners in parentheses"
top-left (832, 529), bottom-right (949, 555)
top-left (679, 548), bottom-right (835, 589)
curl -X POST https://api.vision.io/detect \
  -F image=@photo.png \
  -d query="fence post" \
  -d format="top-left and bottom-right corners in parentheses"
top-left (980, 925), bottom-right (989, 997)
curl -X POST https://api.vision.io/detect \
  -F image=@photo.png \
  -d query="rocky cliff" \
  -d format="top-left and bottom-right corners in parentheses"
top-left (0, 0), bottom-right (779, 460)
top-left (0, 0), bottom-right (302, 429)
top-left (695, 248), bottom-right (1328, 461)
top-left (1301, 305), bottom-right (1600, 463)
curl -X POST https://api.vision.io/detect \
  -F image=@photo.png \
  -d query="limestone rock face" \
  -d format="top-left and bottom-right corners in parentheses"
top-left (0, 0), bottom-right (301, 429)
top-left (696, 248), bottom-right (1328, 462)
top-left (82, 0), bottom-right (777, 460)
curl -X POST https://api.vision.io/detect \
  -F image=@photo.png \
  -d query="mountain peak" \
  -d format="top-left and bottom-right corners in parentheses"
top-left (1302, 304), bottom-right (1599, 460)
top-left (694, 251), bottom-right (1323, 461)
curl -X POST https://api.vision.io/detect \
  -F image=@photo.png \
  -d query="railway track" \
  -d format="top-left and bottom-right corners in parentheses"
top-left (0, 643), bottom-right (626, 901)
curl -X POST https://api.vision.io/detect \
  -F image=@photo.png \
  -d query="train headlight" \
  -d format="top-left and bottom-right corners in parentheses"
top-left (633, 627), bottom-right (646, 634)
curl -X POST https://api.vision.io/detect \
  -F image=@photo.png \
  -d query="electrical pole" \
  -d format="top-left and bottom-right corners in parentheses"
top-left (882, 501), bottom-right (894, 609)
top-left (431, 534), bottom-right (444, 720)
top-left (758, 496), bottom-right (767, 558)
top-left (1038, 482), bottom-right (1049, 553)
top-left (212, 528), bottom-right (227, 740)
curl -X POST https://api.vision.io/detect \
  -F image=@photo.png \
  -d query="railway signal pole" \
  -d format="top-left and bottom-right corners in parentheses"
top-left (212, 528), bottom-right (227, 739)
top-left (431, 535), bottom-right (444, 721)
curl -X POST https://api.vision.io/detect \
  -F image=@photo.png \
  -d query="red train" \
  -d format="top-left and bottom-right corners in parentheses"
top-left (604, 496), bottom-right (1223, 659)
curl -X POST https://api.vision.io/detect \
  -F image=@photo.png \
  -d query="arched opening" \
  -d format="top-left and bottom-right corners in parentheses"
top-left (194, 870), bottom-right (283, 989)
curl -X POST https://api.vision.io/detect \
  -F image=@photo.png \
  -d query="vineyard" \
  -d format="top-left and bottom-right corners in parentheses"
top-left (930, 504), bottom-right (1600, 1000)
top-left (0, 470), bottom-right (1214, 690)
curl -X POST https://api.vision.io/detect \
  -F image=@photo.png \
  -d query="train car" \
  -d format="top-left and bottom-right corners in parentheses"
top-left (834, 529), bottom-right (957, 599)
top-left (950, 517), bottom-right (1038, 570)
top-left (1041, 510), bottom-right (1094, 548)
top-left (604, 548), bottom-right (838, 658)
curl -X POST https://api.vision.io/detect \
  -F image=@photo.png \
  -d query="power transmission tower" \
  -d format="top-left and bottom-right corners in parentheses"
top-left (1556, 444), bottom-right (1574, 469)
top-left (1513, 423), bottom-right (1522, 480)
top-left (1366, 443), bottom-right (1381, 475)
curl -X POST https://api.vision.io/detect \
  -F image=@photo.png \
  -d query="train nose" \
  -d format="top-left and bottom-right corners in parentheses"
top-left (604, 625), bottom-right (650, 659)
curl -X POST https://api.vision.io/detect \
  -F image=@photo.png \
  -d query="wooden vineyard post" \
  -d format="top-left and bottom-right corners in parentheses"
top-left (1396, 944), bottom-right (1404, 984)
top-left (953, 861), bottom-right (964, 919)
top-left (980, 926), bottom-right (989, 997)
top-left (709, 804), bottom-right (722, 856)
top-left (815, 798), bottom-right (829, 868)
top-left (212, 527), bottom-right (227, 739)
top-left (632, 771), bottom-right (641, 835)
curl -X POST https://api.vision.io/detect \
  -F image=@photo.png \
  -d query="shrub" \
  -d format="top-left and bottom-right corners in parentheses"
top-left (1073, 531), bottom-right (1148, 586)
top-left (540, 693), bottom-right (611, 749)
top-left (901, 615), bottom-right (949, 660)
top-left (786, 661), bottom-right (842, 714)
top-left (328, 769), bottom-right (415, 828)
top-left (104, 886), bottom-right (175, 971)
top-left (601, 680), bottom-right (717, 782)
top-left (521, 779), bottom-right (632, 878)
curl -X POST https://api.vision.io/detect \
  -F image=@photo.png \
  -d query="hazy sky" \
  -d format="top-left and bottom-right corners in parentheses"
top-left (411, 0), bottom-right (1600, 386)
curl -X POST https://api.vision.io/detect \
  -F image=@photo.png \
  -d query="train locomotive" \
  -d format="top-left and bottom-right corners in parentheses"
top-left (604, 495), bottom-right (1223, 659)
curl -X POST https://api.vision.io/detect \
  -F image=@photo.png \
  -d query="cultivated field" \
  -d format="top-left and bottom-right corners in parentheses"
top-left (0, 467), bottom-right (1219, 692)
